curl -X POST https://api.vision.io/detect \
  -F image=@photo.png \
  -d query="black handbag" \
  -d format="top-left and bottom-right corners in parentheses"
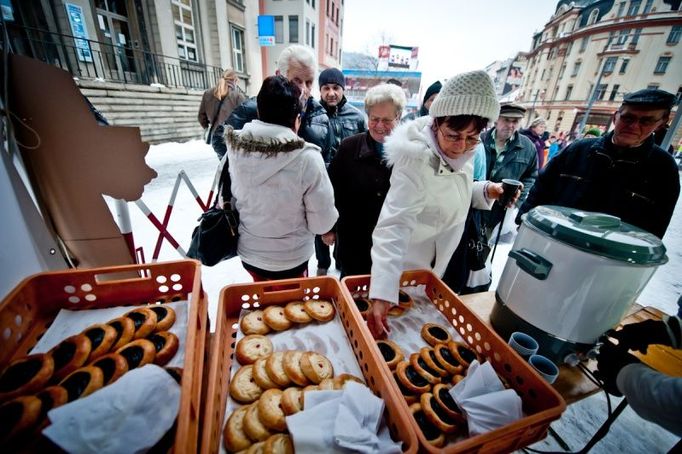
top-left (187, 161), bottom-right (239, 266)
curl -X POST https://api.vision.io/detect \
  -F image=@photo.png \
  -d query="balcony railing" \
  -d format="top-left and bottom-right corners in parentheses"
top-left (3, 23), bottom-right (223, 91)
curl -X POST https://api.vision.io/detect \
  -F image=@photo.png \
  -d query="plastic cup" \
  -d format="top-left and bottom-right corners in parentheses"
top-left (508, 332), bottom-right (539, 359)
top-left (529, 354), bottom-right (560, 384)
top-left (500, 178), bottom-right (522, 206)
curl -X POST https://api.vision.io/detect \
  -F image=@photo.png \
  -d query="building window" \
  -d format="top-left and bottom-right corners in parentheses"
top-left (289, 15), bottom-right (298, 43)
top-left (306, 20), bottom-right (310, 45)
top-left (548, 48), bottom-right (556, 60)
top-left (230, 25), bottom-right (245, 73)
top-left (603, 57), bottom-right (617, 73)
top-left (646, 83), bottom-right (660, 90)
top-left (596, 83), bottom-right (608, 100)
top-left (643, 0), bottom-right (653, 13)
top-left (330, 37), bottom-right (334, 56)
top-left (274, 16), bottom-right (283, 43)
top-left (619, 59), bottom-right (629, 73)
top-left (609, 84), bottom-right (620, 101)
top-left (172, 0), bottom-right (197, 61)
top-left (627, 0), bottom-right (641, 16)
top-left (311, 24), bottom-right (315, 48)
top-left (587, 9), bottom-right (599, 25)
top-left (312, 0), bottom-right (315, 8)
top-left (580, 36), bottom-right (589, 52)
top-left (326, 0), bottom-right (330, 16)
top-left (566, 41), bottom-right (573, 55)
top-left (571, 61), bottom-right (581, 77)
top-left (616, 29), bottom-right (630, 45)
top-left (668, 26), bottom-right (682, 45)
top-left (540, 69), bottom-right (546, 80)
top-left (558, 63), bottom-right (566, 79)
top-left (565, 85), bottom-right (573, 100)
top-left (654, 56), bottom-right (671, 74)
top-left (631, 28), bottom-right (642, 45)
top-left (617, 2), bottom-right (626, 16)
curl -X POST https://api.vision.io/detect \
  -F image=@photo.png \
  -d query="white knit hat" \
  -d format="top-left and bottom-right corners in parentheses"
top-left (429, 70), bottom-right (500, 121)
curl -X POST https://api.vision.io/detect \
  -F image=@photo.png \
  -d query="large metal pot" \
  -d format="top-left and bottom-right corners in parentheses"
top-left (490, 206), bottom-right (668, 364)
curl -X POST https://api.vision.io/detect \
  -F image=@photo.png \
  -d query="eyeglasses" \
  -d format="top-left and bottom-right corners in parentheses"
top-left (616, 112), bottom-right (665, 127)
top-left (437, 125), bottom-right (481, 147)
top-left (369, 116), bottom-right (398, 126)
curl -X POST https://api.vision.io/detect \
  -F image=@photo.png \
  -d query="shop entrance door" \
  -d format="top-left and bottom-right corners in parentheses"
top-left (95, 0), bottom-right (136, 82)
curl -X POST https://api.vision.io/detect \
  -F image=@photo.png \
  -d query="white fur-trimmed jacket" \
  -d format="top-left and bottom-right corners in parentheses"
top-left (369, 117), bottom-right (493, 304)
top-left (223, 120), bottom-right (338, 271)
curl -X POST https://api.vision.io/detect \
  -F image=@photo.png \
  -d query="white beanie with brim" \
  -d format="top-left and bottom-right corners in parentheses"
top-left (429, 70), bottom-right (500, 122)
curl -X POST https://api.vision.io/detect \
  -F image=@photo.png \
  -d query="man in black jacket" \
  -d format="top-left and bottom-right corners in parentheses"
top-left (518, 88), bottom-right (680, 239)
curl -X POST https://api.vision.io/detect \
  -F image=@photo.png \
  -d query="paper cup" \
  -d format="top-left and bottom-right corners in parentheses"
top-left (508, 332), bottom-right (539, 359)
top-left (500, 178), bottom-right (522, 206)
top-left (529, 354), bottom-right (559, 384)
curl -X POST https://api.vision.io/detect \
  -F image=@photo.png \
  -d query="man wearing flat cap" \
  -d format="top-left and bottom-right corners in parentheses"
top-left (518, 88), bottom-right (680, 238)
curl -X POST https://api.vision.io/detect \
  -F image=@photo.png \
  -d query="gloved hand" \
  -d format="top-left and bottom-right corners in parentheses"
top-left (596, 339), bottom-right (641, 397)
top-left (608, 319), bottom-right (672, 354)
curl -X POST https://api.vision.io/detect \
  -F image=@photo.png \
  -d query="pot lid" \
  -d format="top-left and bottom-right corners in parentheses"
top-left (524, 205), bottom-right (668, 265)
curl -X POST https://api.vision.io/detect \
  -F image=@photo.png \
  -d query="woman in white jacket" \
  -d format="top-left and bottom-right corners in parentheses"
top-left (367, 70), bottom-right (519, 338)
top-left (224, 75), bottom-right (338, 281)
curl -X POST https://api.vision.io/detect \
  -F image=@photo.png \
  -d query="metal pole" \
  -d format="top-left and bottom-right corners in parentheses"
top-left (661, 96), bottom-right (682, 152)
top-left (527, 90), bottom-right (540, 128)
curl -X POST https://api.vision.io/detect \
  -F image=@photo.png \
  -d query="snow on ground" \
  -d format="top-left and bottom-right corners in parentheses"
top-left (114, 139), bottom-right (681, 453)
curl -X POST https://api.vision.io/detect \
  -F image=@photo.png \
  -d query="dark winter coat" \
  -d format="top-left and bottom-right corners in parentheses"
top-left (321, 96), bottom-right (367, 164)
top-left (327, 132), bottom-right (391, 276)
top-left (517, 131), bottom-right (680, 239)
top-left (520, 127), bottom-right (546, 168)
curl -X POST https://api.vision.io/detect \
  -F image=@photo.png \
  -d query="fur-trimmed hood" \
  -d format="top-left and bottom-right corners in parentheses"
top-left (383, 116), bottom-right (437, 168)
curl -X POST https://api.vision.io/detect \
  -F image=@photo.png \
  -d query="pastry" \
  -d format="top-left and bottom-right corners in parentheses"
top-left (90, 352), bottom-right (129, 386)
top-left (398, 290), bottom-right (414, 309)
top-left (332, 373), bottom-right (364, 389)
top-left (48, 333), bottom-right (93, 382)
top-left (280, 387), bottom-right (304, 415)
top-left (353, 297), bottom-right (372, 319)
top-left (419, 347), bottom-right (448, 377)
top-left (81, 323), bottom-right (118, 360)
top-left (376, 340), bottom-right (404, 370)
top-left (303, 299), bottom-right (335, 322)
top-left (317, 378), bottom-right (336, 390)
top-left (116, 339), bottom-right (157, 369)
top-left (0, 395), bottom-right (42, 445)
top-left (165, 367), bottom-right (183, 385)
top-left (451, 374), bottom-right (465, 385)
top-left (59, 365), bottom-right (104, 402)
top-left (420, 323), bottom-right (452, 347)
top-left (264, 433), bottom-right (294, 454)
top-left (302, 384), bottom-right (319, 394)
top-left (0, 353), bottom-right (54, 402)
top-left (283, 301), bottom-right (313, 324)
top-left (263, 306), bottom-right (292, 332)
top-left (433, 343), bottom-right (464, 375)
top-left (258, 388), bottom-right (287, 431)
top-left (124, 307), bottom-right (158, 339)
top-left (420, 392), bottom-right (459, 434)
top-left (432, 384), bottom-right (466, 423)
top-left (148, 305), bottom-right (176, 332)
top-left (236, 335), bottom-right (273, 366)
top-left (230, 365), bottom-right (263, 403)
top-left (409, 353), bottom-right (441, 385)
top-left (300, 352), bottom-right (333, 384)
top-left (106, 316), bottom-right (137, 350)
top-left (265, 352), bottom-right (291, 388)
top-left (35, 385), bottom-right (69, 416)
top-left (392, 371), bottom-right (419, 405)
top-left (395, 361), bottom-right (430, 394)
top-left (241, 310), bottom-right (271, 335)
top-left (387, 304), bottom-right (406, 317)
top-left (409, 403), bottom-right (445, 448)
top-left (243, 403), bottom-right (272, 442)
top-left (147, 331), bottom-right (180, 366)
top-left (282, 351), bottom-right (308, 386)
top-left (253, 357), bottom-right (279, 390)
top-left (247, 441), bottom-right (266, 454)
top-left (448, 341), bottom-right (479, 369)
top-left (223, 405), bottom-right (252, 453)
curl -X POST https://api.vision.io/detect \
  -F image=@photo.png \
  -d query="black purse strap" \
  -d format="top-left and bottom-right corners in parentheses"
top-left (208, 96), bottom-right (227, 134)
top-left (217, 158), bottom-right (233, 205)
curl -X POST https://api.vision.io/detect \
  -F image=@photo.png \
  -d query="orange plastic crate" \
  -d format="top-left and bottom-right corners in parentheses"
top-left (0, 260), bottom-right (208, 453)
top-left (342, 270), bottom-right (567, 453)
top-left (200, 276), bottom-right (419, 454)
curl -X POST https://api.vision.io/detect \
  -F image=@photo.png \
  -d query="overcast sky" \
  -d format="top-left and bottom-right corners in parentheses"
top-left (343, 0), bottom-right (560, 86)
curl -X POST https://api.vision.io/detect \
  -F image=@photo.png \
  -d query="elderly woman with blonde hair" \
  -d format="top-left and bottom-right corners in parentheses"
top-left (326, 83), bottom-right (406, 277)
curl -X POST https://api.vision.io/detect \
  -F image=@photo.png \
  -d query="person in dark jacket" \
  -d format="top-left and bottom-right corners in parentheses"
top-left (402, 80), bottom-right (442, 122)
top-left (518, 88), bottom-right (680, 239)
top-left (325, 83), bottom-right (406, 277)
top-left (519, 117), bottom-right (547, 169)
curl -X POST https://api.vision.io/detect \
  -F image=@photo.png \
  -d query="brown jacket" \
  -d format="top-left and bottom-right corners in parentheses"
top-left (197, 87), bottom-right (245, 130)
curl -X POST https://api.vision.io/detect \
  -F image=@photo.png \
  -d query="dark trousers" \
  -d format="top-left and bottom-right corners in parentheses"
top-left (242, 261), bottom-right (308, 282)
top-left (314, 235), bottom-right (331, 269)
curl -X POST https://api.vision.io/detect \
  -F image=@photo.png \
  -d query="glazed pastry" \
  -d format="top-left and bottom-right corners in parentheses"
top-left (48, 333), bottom-right (93, 382)
top-left (451, 374), bottom-right (465, 385)
top-left (265, 352), bottom-right (292, 387)
top-left (59, 366), bottom-right (104, 402)
top-left (387, 304), bottom-right (406, 317)
top-left (420, 392), bottom-right (459, 434)
top-left (409, 403), bottom-right (445, 448)
top-left (376, 340), bottom-right (404, 370)
top-left (300, 352), bottom-right (333, 384)
top-left (241, 310), bottom-right (271, 335)
top-left (303, 299), bottom-right (335, 322)
top-left (392, 371), bottom-right (419, 405)
top-left (262, 306), bottom-right (293, 332)
top-left (124, 307), bottom-right (158, 339)
top-left (106, 316), bottom-right (137, 350)
top-left (398, 290), bottom-right (414, 310)
top-left (353, 297), bottom-right (372, 319)
top-left (0, 395), bottom-right (42, 444)
top-left (116, 339), bottom-right (157, 369)
top-left (90, 352), bottom-right (129, 386)
top-left (448, 341), bottom-right (479, 369)
top-left (243, 403), bottom-right (272, 442)
top-left (317, 378), bottom-right (336, 391)
top-left (282, 351), bottom-right (308, 386)
top-left (433, 343), bottom-right (464, 375)
top-left (264, 433), bottom-right (294, 454)
top-left (165, 367), bottom-right (183, 385)
top-left (247, 441), bottom-right (266, 454)
top-left (302, 384), bottom-right (319, 394)
top-left (409, 353), bottom-right (441, 385)
top-left (419, 347), bottom-right (448, 377)
top-left (0, 353), bottom-right (54, 402)
top-left (258, 388), bottom-right (287, 431)
top-left (280, 387), bottom-right (304, 415)
top-left (223, 405), bottom-right (252, 453)
top-left (252, 357), bottom-right (279, 390)
top-left (236, 335), bottom-right (273, 365)
top-left (283, 301), bottom-right (313, 324)
top-left (432, 383), bottom-right (466, 423)
top-left (148, 305), bottom-right (176, 332)
top-left (147, 331), bottom-right (180, 366)
top-left (395, 361), bottom-right (430, 394)
top-left (332, 373), bottom-right (364, 390)
top-left (81, 323), bottom-right (118, 360)
top-left (230, 365), bottom-right (263, 404)
top-left (420, 323), bottom-right (452, 347)
top-left (35, 385), bottom-right (69, 416)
